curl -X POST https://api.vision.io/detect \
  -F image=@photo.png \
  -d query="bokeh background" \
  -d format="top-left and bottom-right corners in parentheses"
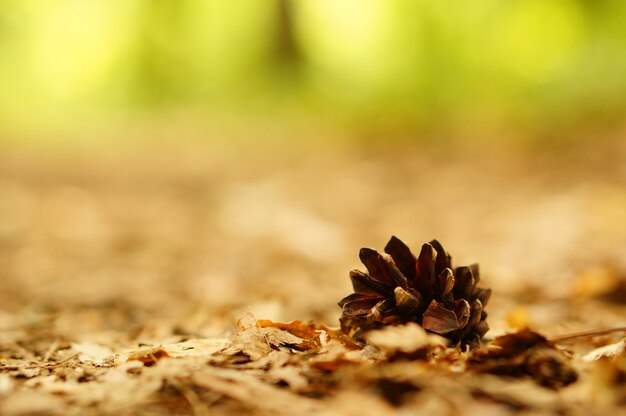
top-left (2, 0), bottom-right (626, 140)
top-left (0, 1), bottom-right (625, 342)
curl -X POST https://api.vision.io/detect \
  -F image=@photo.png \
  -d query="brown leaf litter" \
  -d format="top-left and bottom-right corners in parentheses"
top-left (2, 307), bottom-right (626, 416)
top-left (1, 142), bottom-right (626, 415)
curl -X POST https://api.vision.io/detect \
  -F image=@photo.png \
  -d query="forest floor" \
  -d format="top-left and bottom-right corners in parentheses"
top-left (0, 135), bottom-right (625, 415)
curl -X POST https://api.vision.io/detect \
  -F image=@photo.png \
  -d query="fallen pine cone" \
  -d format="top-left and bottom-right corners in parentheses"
top-left (338, 236), bottom-right (491, 348)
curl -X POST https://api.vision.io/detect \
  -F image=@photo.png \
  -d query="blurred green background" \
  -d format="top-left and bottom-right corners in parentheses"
top-left (1, 0), bottom-right (626, 142)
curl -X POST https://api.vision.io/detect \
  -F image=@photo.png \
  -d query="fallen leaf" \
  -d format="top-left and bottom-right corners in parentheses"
top-left (222, 313), bottom-right (305, 361)
top-left (161, 338), bottom-right (230, 358)
top-left (126, 345), bottom-right (171, 366)
top-left (582, 339), bottom-right (626, 362)
top-left (257, 319), bottom-right (331, 350)
top-left (469, 328), bottom-right (578, 389)
top-left (71, 342), bottom-right (114, 366)
top-left (365, 322), bottom-right (448, 360)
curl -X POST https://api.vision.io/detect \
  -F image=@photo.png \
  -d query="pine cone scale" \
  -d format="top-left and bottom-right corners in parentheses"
top-left (422, 300), bottom-right (460, 334)
top-left (359, 248), bottom-right (396, 286)
top-left (380, 253), bottom-right (409, 288)
top-left (338, 293), bottom-right (384, 310)
top-left (415, 243), bottom-right (437, 295)
top-left (475, 287), bottom-right (492, 305)
top-left (384, 236), bottom-right (417, 281)
top-left (349, 269), bottom-right (393, 296)
top-left (467, 300), bottom-right (484, 330)
top-left (429, 239), bottom-right (451, 275)
top-left (393, 286), bottom-right (422, 314)
top-left (453, 266), bottom-right (474, 300)
top-left (454, 299), bottom-right (471, 328)
top-left (436, 268), bottom-right (455, 299)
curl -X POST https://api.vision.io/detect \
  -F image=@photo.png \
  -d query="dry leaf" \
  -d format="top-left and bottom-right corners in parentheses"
top-left (257, 319), bottom-right (331, 350)
top-left (469, 328), bottom-right (578, 389)
top-left (582, 339), bottom-right (626, 362)
top-left (71, 342), bottom-right (114, 366)
top-left (365, 322), bottom-right (448, 360)
top-left (161, 338), bottom-right (230, 358)
top-left (223, 313), bottom-right (305, 361)
top-left (126, 345), bottom-right (171, 366)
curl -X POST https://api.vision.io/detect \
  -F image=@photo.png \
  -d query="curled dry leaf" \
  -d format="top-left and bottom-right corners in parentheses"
top-left (222, 313), bottom-right (306, 361)
top-left (582, 338), bottom-right (625, 362)
top-left (257, 319), bottom-right (331, 350)
top-left (123, 313), bottom-right (307, 366)
top-left (257, 319), bottom-right (363, 351)
top-left (127, 345), bottom-right (171, 366)
top-left (365, 322), bottom-right (448, 360)
top-left (255, 320), bottom-right (368, 379)
top-left (338, 236), bottom-right (490, 348)
top-left (469, 328), bottom-right (578, 389)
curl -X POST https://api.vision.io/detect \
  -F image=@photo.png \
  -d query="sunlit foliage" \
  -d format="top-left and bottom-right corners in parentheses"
top-left (0, 0), bottom-right (625, 136)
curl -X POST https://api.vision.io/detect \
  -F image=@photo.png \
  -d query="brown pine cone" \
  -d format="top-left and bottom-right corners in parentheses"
top-left (338, 236), bottom-right (491, 348)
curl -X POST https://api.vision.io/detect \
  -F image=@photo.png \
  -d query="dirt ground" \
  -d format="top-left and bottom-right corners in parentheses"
top-left (0, 135), bottom-right (625, 415)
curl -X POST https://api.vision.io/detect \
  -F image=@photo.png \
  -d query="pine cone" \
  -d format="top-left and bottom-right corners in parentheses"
top-left (338, 236), bottom-right (491, 348)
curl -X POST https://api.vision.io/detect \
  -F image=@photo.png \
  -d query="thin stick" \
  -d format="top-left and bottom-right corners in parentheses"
top-left (549, 326), bottom-right (626, 343)
top-left (43, 339), bottom-right (59, 363)
top-left (43, 353), bottom-right (79, 368)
